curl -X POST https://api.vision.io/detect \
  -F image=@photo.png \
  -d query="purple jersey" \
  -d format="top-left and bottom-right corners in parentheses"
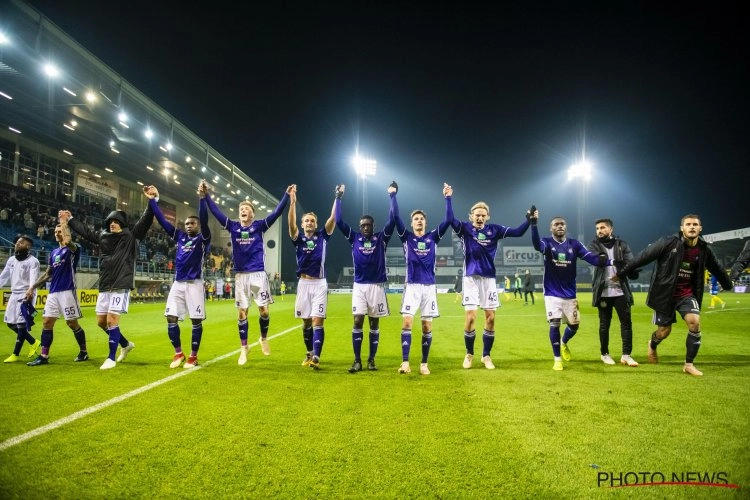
top-left (393, 194), bottom-right (454, 285)
top-left (206, 192), bottom-right (289, 273)
top-left (48, 244), bottom-right (80, 293)
top-left (452, 219), bottom-right (530, 278)
top-left (292, 228), bottom-right (331, 278)
top-left (335, 196), bottom-right (396, 284)
top-left (531, 225), bottom-right (604, 299)
top-left (151, 198), bottom-right (211, 281)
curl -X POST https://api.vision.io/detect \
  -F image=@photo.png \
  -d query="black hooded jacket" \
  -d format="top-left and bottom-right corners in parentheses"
top-left (617, 233), bottom-right (731, 313)
top-left (68, 205), bottom-right (154, 291)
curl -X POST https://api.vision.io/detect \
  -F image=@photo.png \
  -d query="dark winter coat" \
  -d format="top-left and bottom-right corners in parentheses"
top-left (618, 234), bottom-right (731, 313)
top-left (68, 205), bottom-right (154, 291)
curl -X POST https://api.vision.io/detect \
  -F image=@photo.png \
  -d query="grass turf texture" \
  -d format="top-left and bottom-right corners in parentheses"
top-left (1, 292), bottom-right (748, 499)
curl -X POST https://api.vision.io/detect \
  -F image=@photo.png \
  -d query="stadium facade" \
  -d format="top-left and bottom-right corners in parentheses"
top-left (0, 0), bottom-right (283, 283)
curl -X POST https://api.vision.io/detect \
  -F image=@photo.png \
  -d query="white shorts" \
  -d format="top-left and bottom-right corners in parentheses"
top-left (165, 280), bottom-right (206, 321)
top-left (400, 283), bottom-right (439, 319)
top-left (462, 276), bottom-right (500, 311)
top-left (3, 291), bottom-right (36, 324)
top-left (544, 296), bottom-right (580, 325)
top-left (352, 282), bottom-right (389, 318)
top-left (43, 290), bottom-right (82, 321)
top-left (234, 271), bottom-right (274, 309)
top-left (95, 290), bottom-right (130, 315)
top-left (294, 278), bottom-right (328, 319)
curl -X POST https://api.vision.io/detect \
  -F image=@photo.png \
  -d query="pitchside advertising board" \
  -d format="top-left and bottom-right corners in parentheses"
top-left (0, 289), bottom-right (99, 311)
top-left (503, 246), bottom-right (542, 267)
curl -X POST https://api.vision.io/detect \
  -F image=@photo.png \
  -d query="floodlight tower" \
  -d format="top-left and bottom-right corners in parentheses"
top-left (567, 160), bottom-right (592, 242)
top-left (352, 154), bottom-right (377, 214)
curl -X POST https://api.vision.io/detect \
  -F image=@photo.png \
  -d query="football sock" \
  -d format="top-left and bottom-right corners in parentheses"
top-left (12, 324), bottom-right (24, 356)
top-left (464, 330), bottom-right (476, 355)
top-left (369, 330), bottom-right (380, 361)
top-left (549, 325), bottom-right (561, 357)
top-left (303, 327), bottom-right (313, 352)
top-left (191, 323), bottom-right (203, 354)
top-left (401, 329), bottom-right (412, 361)
top-left (72, 327), bottom-right (86, 351)
top-left (41, 329), bottom-right (53, 356)
top-left (482, 330), bottom-right (495, 357)
top-left (561, 325), bottom-right (578, 344)
top-left (168, 323), bottom-right (181, 349)
top-left (685, 330), bottom-right (701, 363)
top-left (352, 329), bottom-right (363, 361)
top-left (238, 319), bottom-right (248, 345)
top-left (312, 326), bottom-right (324, 357)
top-left (259, 315), bottom-right (270, 338)
top-left (421, 332), bottom-right (432, 363)
top-left (108, 326), bottom-right (122, 360)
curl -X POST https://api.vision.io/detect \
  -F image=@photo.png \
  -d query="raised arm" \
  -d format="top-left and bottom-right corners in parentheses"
top-left (531, 224), bottom-right (542, 252)
top-left (202, 181), bottom-right (230, 227)
top-left (384, 182), bottom-right (398, 237)
top-left (149, 185), bottom-right (177, 237)
top-left (288, 186), bottom-right (299, 239)
top-left (503, 216), bottom-right (530, 238)
top-left (132, 185), bottom-right (157, 239)
top-left (263, 185), bottom-right (293, 229)
top-left (389, 183), bottom-right (406, 236)
top-left (324, 194), bottom-right (336, 235)
top-left (334, 184), bottom-right (353, 237)
top-left (437, 183), bottom-right (454, 237)
top-left (199, 196), bottom-right (210, 240)
top-left (58, 220), bottom-right (78, 253)
top-left (63, 209), bottom-right (100, 244)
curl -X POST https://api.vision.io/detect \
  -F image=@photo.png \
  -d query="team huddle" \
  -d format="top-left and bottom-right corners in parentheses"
top-left (3, 181), bottom-right (747, 376)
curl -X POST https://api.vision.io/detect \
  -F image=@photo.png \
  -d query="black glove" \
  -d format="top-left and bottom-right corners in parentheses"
top-left (335, 185), bottom-right (344, 199)
top-left (613, 260), bottom-right (625, 272)
top-left (526, 204), bottom-right (537, 225)
top-left (389, 180), bottom-right (398, 193)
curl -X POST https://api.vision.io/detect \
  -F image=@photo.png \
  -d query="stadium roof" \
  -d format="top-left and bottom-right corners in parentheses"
top-left (0, 0), bottom-right (278, 211)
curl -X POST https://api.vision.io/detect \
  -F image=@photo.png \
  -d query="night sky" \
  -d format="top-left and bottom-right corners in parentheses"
top-left (22, 1), bottom-right (749, 273)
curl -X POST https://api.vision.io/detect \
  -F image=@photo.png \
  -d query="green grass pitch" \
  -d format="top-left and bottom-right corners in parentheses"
top-left (1, 292), bottom-right (748, 498)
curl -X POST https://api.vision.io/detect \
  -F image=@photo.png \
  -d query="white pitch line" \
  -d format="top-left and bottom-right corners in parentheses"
top-left (0, 325), bottom-right (300, 452)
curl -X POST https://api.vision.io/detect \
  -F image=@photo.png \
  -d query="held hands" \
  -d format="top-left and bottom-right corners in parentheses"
top-left (388, 180), bottom-right (398, 194)
top-left (286, 184), bottom-right (296, 196)
top-left (443, 182), bottom-right (453, 197)
top-left (197, 179), bottom-right (210, 198)
top-left (143, 185), bottom-right (158, 199)
top-left (58, 210), bottom-right (72, 223)
top-left (526, 205), bottom-right (538, 225)
top-left (335, 184), bottom-right (345, 199)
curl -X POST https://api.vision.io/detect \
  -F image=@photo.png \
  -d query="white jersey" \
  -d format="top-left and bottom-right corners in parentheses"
top-left (0, 255), bottom-right (40, 293)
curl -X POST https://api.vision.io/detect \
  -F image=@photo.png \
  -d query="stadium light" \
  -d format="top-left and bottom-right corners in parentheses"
top-left (567, 160), bottom-right (592, 242)
top-left (352, 154), bottom-right (377, 214)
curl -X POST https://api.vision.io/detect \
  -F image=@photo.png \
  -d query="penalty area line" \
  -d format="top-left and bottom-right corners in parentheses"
top-left (0, 325), bottom-right (300, 452)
